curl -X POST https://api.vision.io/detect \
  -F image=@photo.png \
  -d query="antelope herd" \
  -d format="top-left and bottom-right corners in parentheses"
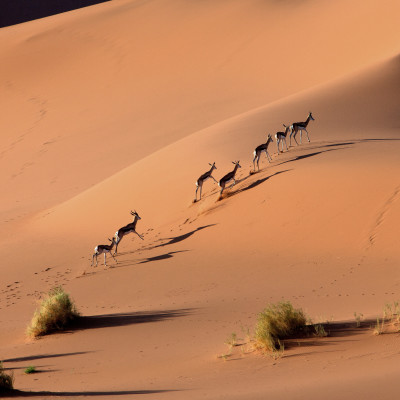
top-left (92, 112), bottom-right (315, 266)
top-left (92, 210), bottom-right (144, 267)
top-left (195, 112), bottom-right (315, 200)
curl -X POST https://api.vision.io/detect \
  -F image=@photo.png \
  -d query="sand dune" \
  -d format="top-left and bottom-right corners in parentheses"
top-left (1, 0), bottom-right (400, 399)
top-left (1, 0), bottom-right (400, 231)
top-left (29, 52), bottom-right (400, 238)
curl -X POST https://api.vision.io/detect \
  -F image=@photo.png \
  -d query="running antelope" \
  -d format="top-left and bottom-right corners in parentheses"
top-left (114, 210), bottom-right (144, 255)
top-left (92, 237), bottom-right (117, 267)
top-left (289, 112), bottom-right (315, 146)
top-left (275, 124), bottom-right (290, 153)
top-left (253, 134), bottom-right (273, 171)
top-left (219, 161), bottom-right (241, 195)
top-left (195, 162), bottom-right (217, 201)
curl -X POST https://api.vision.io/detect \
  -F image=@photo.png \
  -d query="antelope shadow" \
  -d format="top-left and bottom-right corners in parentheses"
top-left (359, 138), bottom-right (400, 142)
top-left (277, 136), bottom-right (400, 166)
top-left (220, 169), bottom-right (291, 200)
top-left (239, 169), bottom-right (291, 193)
top-left (138, 250), bottom-right (188, 264)
top-left (276, 148), bottom-right (342, 167)
top-left (149, 224), bottom-right (216, 250)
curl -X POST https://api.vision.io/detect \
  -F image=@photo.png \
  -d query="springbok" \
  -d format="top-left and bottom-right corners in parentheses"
top-left (219, 161), bottom-right (241, 195)
top-left (289, 112), bottom-right (315, 146)
top-left (253, 134), bottom-right (273, 171)
top-left (195, 162), bottom-right (217, 201)
top-left (92, 237), bottom-right (117, 267)
top-left (114, 210), bottom-right (144, 255)
top-left (275, 124), bottom-right (290, 153)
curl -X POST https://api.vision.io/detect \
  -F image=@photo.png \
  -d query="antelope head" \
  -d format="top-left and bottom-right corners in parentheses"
top-left (209, 162), bottom-right (217, 170)
top-left (130, 210), bottom-right (141, 220)
top-left (232, 161), bottom-right (241, 169)
top-left (309, 112), bottom-right (315, 121)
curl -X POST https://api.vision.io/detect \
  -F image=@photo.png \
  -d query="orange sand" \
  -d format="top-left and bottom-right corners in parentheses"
top-left (1, 1), bottom-right (400, 398)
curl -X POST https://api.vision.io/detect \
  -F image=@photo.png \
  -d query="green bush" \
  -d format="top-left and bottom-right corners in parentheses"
top-left (0, 361), bottom-right (14, 392)
top-left (27, 286), bottom-right (79, 337)
top-left (254, 301), bottom-right (307, 351)
top-left (24, 366), bottom-right (36, 374)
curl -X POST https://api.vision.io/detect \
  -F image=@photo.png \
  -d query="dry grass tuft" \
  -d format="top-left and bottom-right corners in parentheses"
top-left (254, 301), bottom-right (307, 352)
top-left (27, 286), bottom-right (79, 338)
top-left (373, 302), bottom-right (400, 335)
top-left (0, 362), bottom-right (14, 393)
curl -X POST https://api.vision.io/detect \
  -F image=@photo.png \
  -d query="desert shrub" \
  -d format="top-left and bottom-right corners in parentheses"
top-left (24, 366), bottom-right (36, 374)
top-left (383, 302), bottom-right (400, 325)
top-left (371, 302), bottom-right (400, 335)
top-left (373, 317), bottom-right (384, 335)
top-left (313, 323), bottom-right (328, 337)
top-left (254, 301), bottom-right (307, 351)
top-left (225, 332), bottom-right (237, 348)
top-left (354, 312), bottom-right (364, 327)
top-left (0, 361), bottom-right (14, 392)
top-left (27, 286), bottom-right (79, 337)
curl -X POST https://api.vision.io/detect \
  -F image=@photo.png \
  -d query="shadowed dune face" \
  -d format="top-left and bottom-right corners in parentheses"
top-left (0, 0), bottom-right (110, 28)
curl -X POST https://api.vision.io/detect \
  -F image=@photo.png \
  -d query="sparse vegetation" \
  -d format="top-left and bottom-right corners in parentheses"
top-left (354, 312), bottom-right (364, 327)
top-left (217, 348), bottom-right (232, 361)
top-left (313, 323), bottom-right (328, 337)
top-left (27, 286), bottom-right (79, 337)
top-left (372, 302), bottom-right (400, 335)
top-left (217, 301), bottom-right (333, 359)
top-left (374, 317), bottom-right (384, 335)
top-left (24, 366), bottom-right (36, 374)
top-left (383, 302), bottom-right (400, 327)
top-left (254, 301), bottom-right (307, 352)
top-left (217, 332), bottom-right (238, 360)
top-left (0, 362), bottom-right (14, 392)
top-left (218, 300), bottom-right (400, 362)
top-left (225, 332), bottom-right (237, 348)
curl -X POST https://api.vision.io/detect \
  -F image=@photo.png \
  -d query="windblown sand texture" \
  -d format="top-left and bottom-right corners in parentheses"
top-left (1, 0), bottom-right (400, 398)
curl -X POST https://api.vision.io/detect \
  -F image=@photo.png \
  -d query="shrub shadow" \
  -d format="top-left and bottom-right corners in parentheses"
top-left (7, 389), bottom-right (177, 397)
top-left (283, 318), bottom-right (378, 352)
top-left (4, 352), bottom-right (91, 363)
top-left (69, 309), bottom-right (193, 332)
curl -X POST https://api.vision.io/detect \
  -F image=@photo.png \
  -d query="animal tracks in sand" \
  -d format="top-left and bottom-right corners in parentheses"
top-left (0, 266), bottom-right (74, 309)
top-left (365, 185), bottom-right (400, 250)
top-left (0, 281), bottom-right (22, 309)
